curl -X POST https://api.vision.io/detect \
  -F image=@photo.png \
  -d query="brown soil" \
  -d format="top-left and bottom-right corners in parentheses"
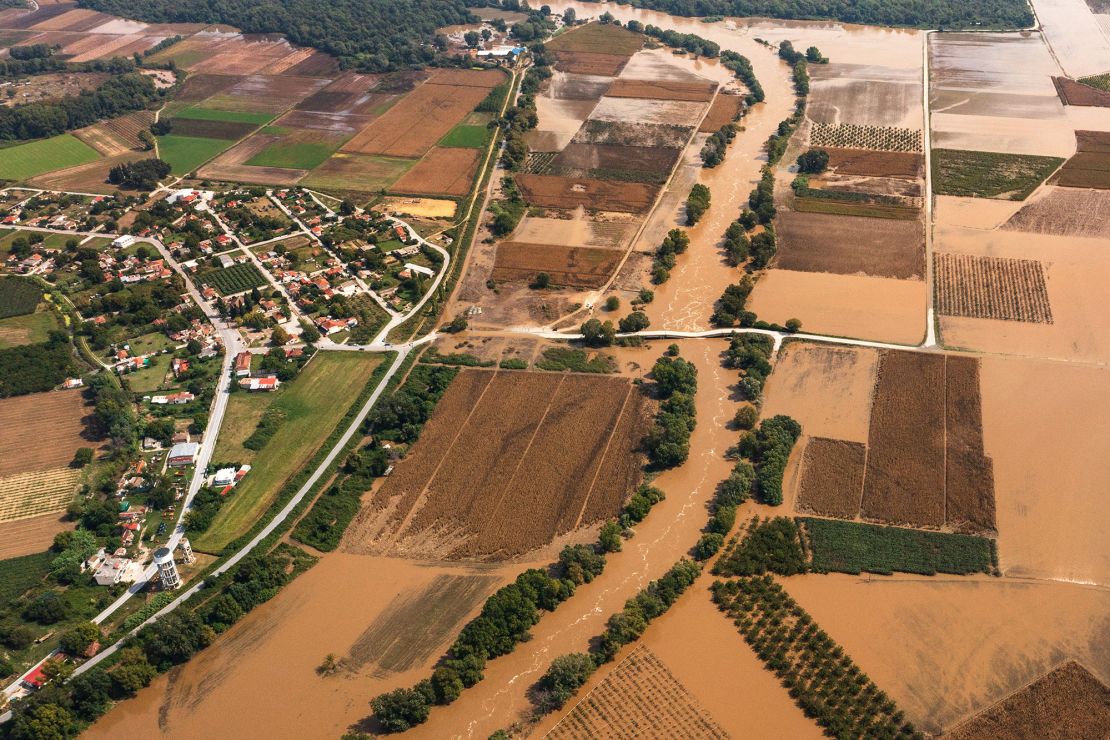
top-left (1055, 152), bottom-right (1110, 188)
top-left (1052, 76), bottom-right (1110, 107)
top-left (606, 77), bottom-right (717, 102)
top-left (1002, 186), bottom-right (1110, 238)
top-left (200, 74), bottom-right (330, 115)
top-left (553, 50), bottom-right (634, 76)
top-left (545, 22), bottom-right (644, 56)
top-left (545, 71), bottom-right (612, 101)
top-left (572, 119), bottom-right (692, 149)
top-left (0, 390), bottom-right (102, 476)
top-left (391, 147), bottom-right (479, 197)
top-left (795, 437), bottom-right (866, 518)
top-left (549, 142), bottom-right (680, 182)
top-left (492, 242), bottom-right (623, 288)
top-left (0, 511), bottom-right (73, 559)
top-left (934, 253), bottom-right (1053, 324)
top-left (590, 96), bottom-right (707, 128)
top-left (274, 110), bottom-right (373, 136)
top-left (168, 117), bottom-right (258, 140)
top-left (427, 67), bottom-right (505, 88)
top-left (698, 93), bottom-right (744, 132)
top-left (547, 645), bottom-right (727, 739)
top-left (944, 356), bottom-right (996, 535)
top-left (173, 74), bottom-right (241, 103)
top-left (774, 210), bottom-right (925, 280)
top-left (860, 351), bottom-right (946, 528)
top-left (0, 3), bottom-right (72, 29)
top-left (821, 147), bottom-right (923, 177)
top-left (342, 370), bottom-right (646, 561)
top-left (945, 661), bottom-right (1110, 740)
top-left (73, 110), bottom-right (153, 156)
top-left (279, 51), bottom-right (340, 78)
top-left (515, 173), bottom-right (660, 212)
top-left (341, 82), bottom-right (490, 158)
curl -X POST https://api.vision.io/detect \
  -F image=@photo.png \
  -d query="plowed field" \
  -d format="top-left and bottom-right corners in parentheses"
top-left (699, 94), bottom-right (744, 132)
top-left (934, 253), bottom-right (1053, 323)
top-left (492, 242), bottom-right (623, 288)
top-left (341, 370), bottom-right (647, 561)
top-left (606, 78), bottom-right (716, 102)
top-left (553, 50), bottom-right (633, 76)
top-left (0, 390), bottom-right (100, 477)
top-left (1052, 76), bottom-right (1110, 107)
top-left (821, 147), bottom-right (923, 177)
top-left (549, 143), bottom-right (679, 183)
top-left (944, 356), bottom-right (996, 535)
top-left (391, 147), bottom-right (480, 197)
top-left (774, 210), bottom-right (924, 280)
top-left (1055, 130), bottom-right (1110, 188)
top-left (515, 173), bottom-right (659, 212)
top-left (796, 438), bottom-right (866, 518)
top-left (547, 645), bottom-right (727, 740)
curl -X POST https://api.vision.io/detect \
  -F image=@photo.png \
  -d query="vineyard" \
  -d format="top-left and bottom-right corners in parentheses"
top-left (547, 645), bottom-right (726, 740)
top-left (0, 551), bottom-right (53, 605)
top-left (800, 518), bottom-right (994, 576)
top-left (0, 276), bottom-right (42, 319)
top-left (934, 253), bottom-right (1053, 323)
top-left (198, 262), bottom-right (269, 295)
top-left (0, 467), bottom-right (82, 523)
top-left (810, 123), bottom-right (922, 153)
top-left (712, 576), bottom-right (920, 738)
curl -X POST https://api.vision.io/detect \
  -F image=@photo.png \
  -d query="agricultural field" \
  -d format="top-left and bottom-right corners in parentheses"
top-left (391, 147), bottom-right (480, 197)
top-left (931, 149), bottom-right (1064, 200)
top-left (342, 369), bottom-right (648, 561)
top-left (809, 123), bottom-right (922, 152)
top-left (945, 662), bottom-right (1110, 739)
top-left (196, 263), bottom-right (268, 296)
top-left (515, 174), bottom-right (660, 212)
top-left (1053, 75), bottom-right (1110, 106)
top-left (0, 512), bottom-right (74, 559)
top-left (699, 93), bottom-right (744, 132)
top-left (491, 242), bottom-right (623, 288)
top-left (73, 110), bottom-right (155, 156)
top-left (1054, 130), bottom-right (1110, 188)
top-left (0, 134), bottom-right (101, 181)
top-left (547, 645), bottom-right (727, 740)
top-left (546, 22), bottom-right (643, 76)
top-left (773, 211), bottom-right (924, 280)
top-left (0, 551), bottom-right (53, 605)
top-left (0, 390), bottom-right (101, 479)
top-left (192, 352), bottom-right (382, 553)
top-left (934, 253), bottom-right (1053, 323)
top-left (0, 306), bottom-right (60, 348)
top-left (801, 518), bottom-right (994, 576)
top-left (156, 134), bottom-right (236, 175)
top-left (0, 276), bottom-right (42, 318)
top-left (795, 438), bottom-right (866, 519)
top-left (438, 124), bottom-right (490, 149)
top-left (245, 136), bottom-right (340, 170)
top-left (808, 62), bottom-right (922, 129)
top-left (301, 153), bottom-right (414, 195)
top-left (820, 148), bottom-right (923, 178)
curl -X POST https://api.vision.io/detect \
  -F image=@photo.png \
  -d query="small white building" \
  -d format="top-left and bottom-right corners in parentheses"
top-left (112, 235), bottom-right (135, 248)
top-left (93, 556), bottom-right (136, 586)
top-left (403, 262), bottom-right (435, 277)
top-left (154, 547), bottom-right (181, 590)
top-left (213, 467), bottom-right (237, 487)
top-left (168, 442), bottom-right (200, 467)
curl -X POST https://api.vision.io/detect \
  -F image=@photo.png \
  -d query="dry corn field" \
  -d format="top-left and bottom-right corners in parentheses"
top-left (0, 468), bottom-right (82, 523)
top-left (546, 645), bottom-right (728, 740)
top-left (934, 253), bottom-right (1053, 323)
top-left (810, 123), bottom-right (923, 153)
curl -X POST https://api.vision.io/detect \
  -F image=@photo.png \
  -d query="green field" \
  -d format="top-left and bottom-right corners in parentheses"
top-left (801, 518), bottom-right (994, 576)
top-left (931, 149), bottom-right (1064, 200)
top-left (0, 552), bottom-right (53, 606)
top-left (124, 353), bottom-right (171, 394)
top-left (176, 106), bottom-right (275, 125)
top-left (157, 135), bottom-right (235, 175)
top-left (0, 276), bottom-right (41, 319)
top-left (196, 263), bottom-right (268, 295)
top-left (126, 331), bottom-right (176, 355)
top-left (192, 352), bottom-right (383, 553)
top-left (0, 135), bottom-right (100, 181)
top-left (301, 152), bottom-right (415, 194)
top-left (0, 307), bottom-right (59, 348)
top-left (439, 124), bottom-right (491, 149)
top-left (246, 141), bottom-right (337, 170)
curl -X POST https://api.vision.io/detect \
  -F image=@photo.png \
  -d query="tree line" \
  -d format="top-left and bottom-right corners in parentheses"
top-left (0, 72), bottom-right (159, 141)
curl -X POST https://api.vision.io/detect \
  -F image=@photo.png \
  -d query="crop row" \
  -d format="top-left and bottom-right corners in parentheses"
top-left (199, 263), bottom-right (269, 296)
top-left (810, 123), bottom-right (923, 153)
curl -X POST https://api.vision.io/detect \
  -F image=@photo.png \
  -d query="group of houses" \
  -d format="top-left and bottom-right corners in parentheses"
top-left (234, 351), bottom-right (281, 391)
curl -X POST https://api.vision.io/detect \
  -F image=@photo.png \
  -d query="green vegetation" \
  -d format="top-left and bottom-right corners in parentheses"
top-left (701, 123), bottom-right (737, 167)
top-left (245, 141), bottom-right (337, 170)
top-left (192, 352), bottom-right (383, 553)
top-left (739, 415), bottom-right (801, 505)
top-left (629, 0), bottom-right (1031, 29)
top-left (107, 158), bottom-right (172, 190)
top-left (301, 153), bottom-right (415, 193)
top-left (196, 263), bottom-right (268, 296)
top-left (293, 364), bottom-right (459, 551)
top-left (0, 277), bottom-right (42, 318)
top-left (155, 135), bottom-right (235, 175)
top-left (714, 517), bottom-right (807, 576)
top-left (498, 357), bottom-right (528, 370)
top-left (801, 518), bottom-right (994, 576)
top-left (419, 349), bottom-right (494, 368)
top-left (0, 332), bottom-right (76, 398)
top-left (685, 183), bottom-right (711, 225)
top-left (176, 107), bottom-right (275, 125)
top-left (0, 73), bottom-right (160, 143)
top-left (724, 333), bottom-right (774, 401)
top-left (643, 351), bottom-right (697, 469)
top-left (439, 124), bottom-right (491, 149)
top-left (0, 552), bottom-right (53, 606)
top-left (0, 308), bottom-right (60, 349)
top-left (792, 195), bottom-right (919, 220)
top-left (931, 149), bottom-right (1064, 200)
top-left (0, 135), bottom-right (100, 181)
top-left (712, 576), bottom-right (921, 738)
top-left (651, 228), bottom-right (689, 285)
top-left (535, 347), bottom-right (615, 374)
top-left (1078, 72), bottom-right (1110, 92)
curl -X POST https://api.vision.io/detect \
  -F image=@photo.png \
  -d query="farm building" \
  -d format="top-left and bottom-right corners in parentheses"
top-left (168, 442), bottom-right (200, 467)
top-left (239, 376), bottom-right (280, 392)
top-left (112, 235), bottom-right (135, 248)
top-left (234, 351), bottom-right (252, 376)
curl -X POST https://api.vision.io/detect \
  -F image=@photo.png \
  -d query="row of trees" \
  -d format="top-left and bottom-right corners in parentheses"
top-left (106, 159), bottom-right (171, 190)
top-left (737, 415), bottom-right (801, 505)
top-left (701, 123), bottom-right (737, 167)
top-left (651, 228), bottom-right (689, 285)
top-left (643, 347), bottom-right (698, 468)
top-left (0, 72), bottom-right (159, 141)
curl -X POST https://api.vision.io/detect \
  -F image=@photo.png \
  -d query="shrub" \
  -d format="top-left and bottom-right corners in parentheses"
top-left (538, 653), bottom-right (597, 709)
top-left (796, 148), bottom-right (829, 174)
top-left (685, 183), bottom-right (711, 225)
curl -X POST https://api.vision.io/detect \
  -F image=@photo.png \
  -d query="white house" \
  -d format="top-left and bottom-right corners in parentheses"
top-left (112, 235), bottom-right (135, 248)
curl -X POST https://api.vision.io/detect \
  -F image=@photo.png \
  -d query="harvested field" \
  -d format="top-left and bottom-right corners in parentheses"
top-left (548, 142), bottom-right (680, 184)
top-left (340, 82), bottom-right (490, 158)
top-left (1052, 75), bottom-right (1110, 107)
top-left (0, 512), bottom-right (73, 559)
top-left (174, 73), bottom-right (241, 103)
top-left (774, 210), bottom-right (924, 280)
top-left (380, 197), bottom-right (456, 219)
top-left (795, 438), bottom-right (866, 519)
top-left (0, 468), bottom-right (81, 523)
top-left (547, 645), bottom-right (726, 740)
top-left (0, 390), bottom-right (100, 477)
top-left (1055, 151), bottom-right (1110, 188)
top-left (301, 153), bottom-right (414, 195)
top-left (606, 78), bottom-right (716, 102)
top-left (492, 242), bottom-right (622, 288)
top-left (1002, 186), bottom-right (1110, 238)
top-left (73, 110), bottom-right (153, 156)
top-left (944, 355), bottom-right (996, 535)
top-left (545, 22), bottom-right (643, 56)
top-left (275, 110), bottom-right (372, 136)
top-left (573, 119), bottom-right (692, 149)
top-left (511, 216), bottom-right (632, 249)
top-left (342, 370), bottom-right (647, 561)
top-left (169, 117), bottom-right (258, 140)
top-left (860, 351), bottom-right (946, 528)
top-left (810, 123), bottom-right (922, 152)
top-left (545, 71), bottom-right (612, 101)
top-left (821, 147), bottom-right (923, 177)
top-left (391, 146), bottom-right (479, 197)
top-left (934, 253), bottom-right (1053, 324)
top-left (931, 149), bottom-right (1063, 200)
top-left (946, 661), bottom-right (1110, 740)
top-left (589, 96), bottom-right (707, 127)
top-left (199, 74), bottom-right (330, 115)
top-left (515, 173), bottom-right (659, 213)
top-left (427, 67), bottom-right (505, 88)
top-left (25, 151), bottom-right (144, 193)
top-left (553, 50), bottom-right (633, 77)
top-left (699, 93), bottom-right (744, 133)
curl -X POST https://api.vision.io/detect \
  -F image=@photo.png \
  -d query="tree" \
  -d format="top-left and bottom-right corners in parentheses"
top-left (107, 158), bottom-right (172, 189)
top-left (580, 318), bottom-right (615, 347)
top-left (137, 129), bottom-right (155, 151)
top-left (23, 592), bottom-right (69, 624)
top-left (7, 702), bottom-right (77, 740)
top-left (733, 405), bottom-right (758, 430)
top-left (796, 149), bottom-right (829, 174)
top-left (618, 311), bottom-right (650, 333)
top-left (805, 46), bottom-right (827, 63)
top-left (651, 355), bottom-right (697, 397)
top-left (695, 532), bottom-right (725, 560)
top-left (109, 647), bottom-right (157, 695)
top-left (298, 319), bottom-right (321, 344)
top-left (604, 295), bottom-right (619, 311)
top-left (371, 687), bottom-right (431, 733)
top-left (59, 622), bottom-right (100, 656)
top-left (464, 30), bottom-right (480, 48)
top-left (72, 447), bottom-right (94, 467)
top-left (531, 271), bottom-right (550, 289)
top-left (785, 318), bottom-right (802, 332)
top-left (685, 183), bottom-right (711, 225)
top-left (430, 666), bottom-right (463, 704)
top-left (539, 653), bottom-right (596, 708)
top-left (563, 7), bottom-right (576, 24)
top-left (270, 325), bottom-right (291, 346)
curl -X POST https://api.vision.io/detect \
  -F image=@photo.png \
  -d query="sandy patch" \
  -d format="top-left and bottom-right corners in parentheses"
top-left (747, 269), bottom-right (926, 345)
top-left (380, 197), bottom-right (456, 219)
top-left (528, 97), bottom-right (599, 152)
top-left (934, 195), bottom-right (1025, 230)
top-left (589, 96), bottom-right (707, 127)
top-left (511, 214), bottom-right (632, 249)
top-left (1035, 0), bottom-right (1110, 78)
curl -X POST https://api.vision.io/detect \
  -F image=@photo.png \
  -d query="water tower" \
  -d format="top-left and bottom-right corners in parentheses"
top-left (154, 547), bottom-right (181, 590)
top-left (180, 537), bottom-right (196, 564)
